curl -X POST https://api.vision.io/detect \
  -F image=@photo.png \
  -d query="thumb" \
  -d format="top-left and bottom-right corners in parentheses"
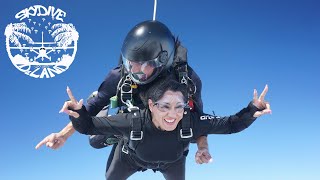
top-left (253, 111), bottom-right (262, 118)
top-left (68, 110), bottom-right (80, 118)
top-left (78, 99), bottom-right (83, 108)
top-left (46, 141), bottom-right (54, 148)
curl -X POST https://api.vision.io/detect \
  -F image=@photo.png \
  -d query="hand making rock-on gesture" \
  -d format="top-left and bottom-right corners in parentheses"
top-left (59, 86), bottom-right (84, 118)
top-left (252, 85), bottom-right (272, 118)
top-left (35, 87), bottom-right (83, 150)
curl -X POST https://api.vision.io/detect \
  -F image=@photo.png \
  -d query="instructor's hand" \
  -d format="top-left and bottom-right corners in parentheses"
top-left (59, 86), bottom-right (83, 118)
top-left (195, 147), bottom-right (213, 164)
top-left (35, 132), bottom-right (67, 150)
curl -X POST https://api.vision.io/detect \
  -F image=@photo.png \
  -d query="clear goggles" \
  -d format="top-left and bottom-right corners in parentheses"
top-left (154, 102), bottom-right (187, 113)
top-left (122, 55), bottom-right (165, 83)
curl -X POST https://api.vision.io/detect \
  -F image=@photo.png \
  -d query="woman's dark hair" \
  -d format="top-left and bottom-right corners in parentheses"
top-left (140, 74), bottom-right (188, 106)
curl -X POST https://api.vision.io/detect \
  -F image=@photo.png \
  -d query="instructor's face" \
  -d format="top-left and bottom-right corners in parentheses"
top-left (129, 61), bottom-right (155, 81)
top-left (148, 90), bottom-right (185, 131)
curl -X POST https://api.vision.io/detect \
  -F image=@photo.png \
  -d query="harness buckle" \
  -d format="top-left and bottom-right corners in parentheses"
top-left (122, 144), bottom-right (129, 154)
top-left (181, 75), bottom-right (187, 85)
top-left (130, 130), bottom-right (143, 140)
top-left (120, 76), bottom-right (133, 104)
top-left (125, 100), bottom-right (139, 112)
top-left (127, 106), bottom-right (139, 112)
top-left (180, 128), bottom-right (193, 139)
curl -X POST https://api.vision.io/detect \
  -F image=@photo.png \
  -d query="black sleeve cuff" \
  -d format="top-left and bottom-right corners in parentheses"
top-left (247, 101), bottom-right (262, 117)
top-left (69, 105), bottom-right (91, 134)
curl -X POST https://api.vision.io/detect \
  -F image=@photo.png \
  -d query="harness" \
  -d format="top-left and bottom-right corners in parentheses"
top-left (121, 100), bottom-right (144, 154)
top-left (174, 46), bottom-right (194, 140)
top-left (92, 43), bottom-right (198, 149)
top-left (118, 42), bottom-right (196, 156)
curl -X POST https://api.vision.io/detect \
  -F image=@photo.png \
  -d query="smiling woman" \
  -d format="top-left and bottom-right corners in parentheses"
top-left (149, 91), bottom-right (186, 131)
top-left (62, 75), bottom-right (271, 180)
top-left (145, 77), bottom-right (188, 131)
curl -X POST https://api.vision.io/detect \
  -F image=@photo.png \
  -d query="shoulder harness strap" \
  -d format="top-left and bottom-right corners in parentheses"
top-left (121, 100), bottom-right (143, 154)
top-left (126, 100), bottom-right (143, 141)
top-left (174, 42), bottom-right (194, 140)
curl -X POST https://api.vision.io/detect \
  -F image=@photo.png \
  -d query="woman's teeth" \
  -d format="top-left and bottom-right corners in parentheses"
top-left (164, 119), bottom-right (175, 123)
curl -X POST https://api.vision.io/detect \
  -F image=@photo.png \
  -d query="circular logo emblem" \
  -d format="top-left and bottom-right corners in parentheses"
top-left (4, 5), bottom-right (79, 78)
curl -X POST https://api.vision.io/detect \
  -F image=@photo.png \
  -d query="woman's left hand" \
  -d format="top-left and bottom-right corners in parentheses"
top-left (252, 84), bottom-right (272, 118)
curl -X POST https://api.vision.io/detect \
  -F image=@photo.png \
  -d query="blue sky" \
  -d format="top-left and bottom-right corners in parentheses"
top-left (0, 0), bottom-right (319, 179)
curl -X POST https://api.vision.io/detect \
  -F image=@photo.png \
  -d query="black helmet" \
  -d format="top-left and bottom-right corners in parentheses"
top-left (121, 20), bottom-right (175, 84)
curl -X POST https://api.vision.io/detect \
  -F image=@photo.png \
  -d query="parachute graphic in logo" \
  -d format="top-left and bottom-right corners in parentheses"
top-left (4, 5), bottom-right (79, 78)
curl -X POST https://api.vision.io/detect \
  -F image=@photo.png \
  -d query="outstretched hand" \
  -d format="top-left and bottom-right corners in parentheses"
top-left (59, 86), bottom-right (83, 118)
top-left (252, 85), bottom-right (272, 118)
top-left (35, 132), bottom-right (67, 150)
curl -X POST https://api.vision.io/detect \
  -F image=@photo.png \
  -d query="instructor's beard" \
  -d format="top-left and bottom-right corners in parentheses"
top-left (133, 72), bottom-right (148, 81)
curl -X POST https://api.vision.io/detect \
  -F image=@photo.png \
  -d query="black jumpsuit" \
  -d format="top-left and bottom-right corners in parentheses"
top-left (85, 64), bottom-right (203, 173)
top-left (71, 102), bottom-right (260, 180)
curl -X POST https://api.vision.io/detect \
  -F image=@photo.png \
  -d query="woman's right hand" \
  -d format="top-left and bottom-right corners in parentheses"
top-left (59, 86), bottom-right (83, 118)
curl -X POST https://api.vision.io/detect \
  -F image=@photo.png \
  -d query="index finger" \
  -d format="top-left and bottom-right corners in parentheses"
top-left (35, 138), bottom-right (47, 149)
top-left (259, 84), bottom-right (268, 101)
top-left (66, 86), bottom-right (77, 103)
top-left (253, 89), bottom-right (258, 100)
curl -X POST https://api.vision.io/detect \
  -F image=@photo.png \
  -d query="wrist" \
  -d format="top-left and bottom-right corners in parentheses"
top-left (59, 123), bottom-right (76, 139)
top-left (196, 136), bottom-right (208, 149)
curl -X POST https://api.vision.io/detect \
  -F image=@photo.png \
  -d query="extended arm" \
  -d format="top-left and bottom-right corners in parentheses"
top-left (196, 102), bottom-right (260, 136)
top-left (35, 67), bottom-right (120, 150)
top-left (70, 106), bottom-right (129, 136)
top-left (194, 85), bottom-right (271, 137)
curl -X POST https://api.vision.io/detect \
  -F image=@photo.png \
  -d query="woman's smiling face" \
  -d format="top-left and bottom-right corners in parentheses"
top-left (148, 90), bottom-right (185, 131)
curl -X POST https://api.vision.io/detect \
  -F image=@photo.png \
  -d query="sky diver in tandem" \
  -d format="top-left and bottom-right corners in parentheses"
top-left (61, 76), bottom-right (271, 180)
top-left (36, 0), bottom-right (214, 178)
top-left (36, 1), bottom-right (271, 179)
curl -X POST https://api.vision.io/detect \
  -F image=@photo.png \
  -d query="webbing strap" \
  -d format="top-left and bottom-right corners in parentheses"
top-left (130, 109), bottom-right (143, 141)
top-left (180, 106), bottom-right (193, 139)
top-left (176, 63), bottom-right (193, 140)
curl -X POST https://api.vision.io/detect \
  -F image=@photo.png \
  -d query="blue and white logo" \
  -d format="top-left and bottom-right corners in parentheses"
top-left (4, 5), bottom-right (79, 78)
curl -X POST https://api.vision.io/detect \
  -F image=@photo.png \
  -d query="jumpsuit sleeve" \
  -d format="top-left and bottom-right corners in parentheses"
top-left (85, 66), bottom-right (121, 116)
top-left (70, 106), bottom-right (131, 136)
top-left (188, 66), bottom-right (207, 142)
top-left (192, 102), bottom-right (261, 138)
